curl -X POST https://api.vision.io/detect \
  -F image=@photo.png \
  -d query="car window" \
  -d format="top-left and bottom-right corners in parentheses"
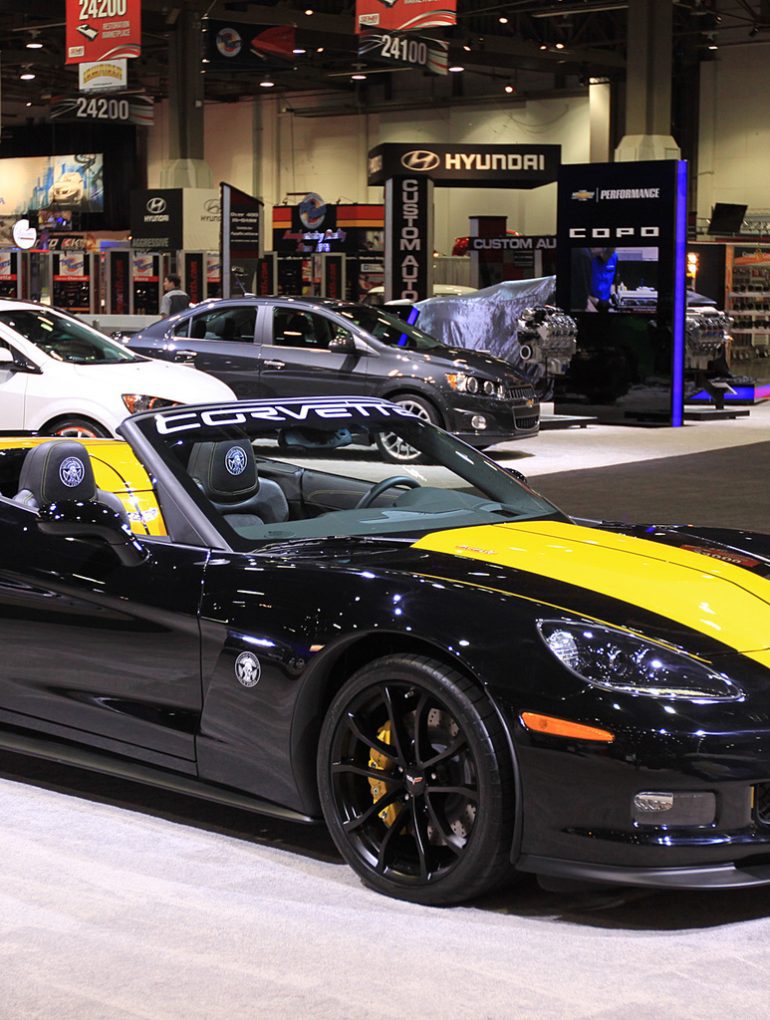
top-left (273, 308), bottom-right (352, 350)
top-left (0, 309), bottom-right (141, 364)
top-left (171, 318), bottom-right (190, 337)
top-left (186, 306), bottom-right (257, 343)
top-left (330, 304), bottom-right (443, 351)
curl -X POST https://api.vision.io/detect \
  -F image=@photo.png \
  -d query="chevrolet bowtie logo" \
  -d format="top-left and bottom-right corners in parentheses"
top-left (572, 189), bottom-right (595, 201)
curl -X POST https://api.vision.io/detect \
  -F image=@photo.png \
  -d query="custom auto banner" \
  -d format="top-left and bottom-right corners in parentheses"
top-left (356, 0), bottom-right (456, 33)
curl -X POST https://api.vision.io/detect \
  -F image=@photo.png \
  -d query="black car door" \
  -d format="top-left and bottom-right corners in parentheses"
top-left (257, 305), bottom-right (372, 398)
top-left (0, 497), bottom-right (206, 768)
top-left (151, 303), bottom-right (264, 398)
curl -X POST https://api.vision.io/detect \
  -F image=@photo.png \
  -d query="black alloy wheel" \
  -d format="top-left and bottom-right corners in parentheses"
top-left (318, 655), bottom-right (516, 905)
top-left (375, 395), bottom-right (439, 464)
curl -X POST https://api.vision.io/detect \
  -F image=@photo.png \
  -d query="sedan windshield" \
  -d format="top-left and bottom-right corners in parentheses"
top-left (0, 309), bottom-right (141, 365)
top-left (332, 304), bottom-right (443, 351)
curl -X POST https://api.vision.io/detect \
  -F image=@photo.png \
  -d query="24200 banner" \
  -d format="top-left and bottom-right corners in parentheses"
top-left (66, 0), bottom-right (142, 64)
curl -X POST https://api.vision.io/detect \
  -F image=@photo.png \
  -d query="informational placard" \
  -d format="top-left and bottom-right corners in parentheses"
top-left (79, 59), bottom-right (127, 91)
top-left (221, 182), bottom-right (264, 299)
top-left (468, 235), bottom-right (556, 252)
top-left (66, 0), bottom-right (142, 64)
top-left (50, 93), bottom-right (154, 126)
top-left (358, 31), bottom-right (448, 74)
top-left (356, 0), bottom-right (456, 33)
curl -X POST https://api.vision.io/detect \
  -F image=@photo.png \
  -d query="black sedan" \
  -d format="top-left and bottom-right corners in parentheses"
top-left (128, 297), bottom-right (539, 462)
top-left (1, 396), bottom-right (770, 905)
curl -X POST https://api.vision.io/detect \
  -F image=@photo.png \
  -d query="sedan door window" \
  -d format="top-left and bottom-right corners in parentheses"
top-left (273, 308), bottom-right (352, 350)
top-left (186, 307), bottom-right (257, 343)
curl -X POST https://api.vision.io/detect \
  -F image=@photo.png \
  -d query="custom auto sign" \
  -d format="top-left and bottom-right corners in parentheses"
top-left (356, 0), bottom-right (456, 33)
top-left (368, 143), bottom-right (560, 188)
top-left (66, 0), bottom-right (141, 64)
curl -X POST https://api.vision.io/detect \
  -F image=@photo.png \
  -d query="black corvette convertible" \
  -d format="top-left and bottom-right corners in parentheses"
top-left (1, 396), bottom-right (769, 905)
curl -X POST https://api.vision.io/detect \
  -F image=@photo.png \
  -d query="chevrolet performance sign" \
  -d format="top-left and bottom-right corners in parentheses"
top-left (368, 143), bottom-right (560, 188)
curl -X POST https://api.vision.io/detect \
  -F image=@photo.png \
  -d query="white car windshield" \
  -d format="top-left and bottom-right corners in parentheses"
top-left (0, 309), bottom-right (141, 365)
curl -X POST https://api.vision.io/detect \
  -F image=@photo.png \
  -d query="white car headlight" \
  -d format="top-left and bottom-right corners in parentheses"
top-left (122, 394), bottom-right (181, 414)
top-left (537, 619), bottom-right (743, 701)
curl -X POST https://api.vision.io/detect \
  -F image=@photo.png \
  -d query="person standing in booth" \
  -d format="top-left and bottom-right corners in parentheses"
top-left (160, 273), bottom-right (191, 317)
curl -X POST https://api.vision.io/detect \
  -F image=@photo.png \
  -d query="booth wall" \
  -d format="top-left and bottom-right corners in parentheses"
top-left (146, 93), bottom-right (589, 255)
top-left (698, 45), bottom-right (770, 227)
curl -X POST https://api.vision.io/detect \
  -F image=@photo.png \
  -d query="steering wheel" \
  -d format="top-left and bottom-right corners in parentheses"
top-left (356, 475), bottom-right (421, 509)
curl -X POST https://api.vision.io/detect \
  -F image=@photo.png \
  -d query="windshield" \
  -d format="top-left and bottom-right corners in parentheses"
top-left (332, 304), bottom-right (444, 351)
top-left (137, 397), bottom-right (564, 551)
top-left (0, 309), bottom-right (141, 365)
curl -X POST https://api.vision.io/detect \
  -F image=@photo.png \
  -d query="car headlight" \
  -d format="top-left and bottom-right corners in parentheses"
top-left (537, 619), bottom-right (743, 701)
top-left (446, 372), bottom-right (506, 399)
top-left (122, 394), bottom-right (181, 414)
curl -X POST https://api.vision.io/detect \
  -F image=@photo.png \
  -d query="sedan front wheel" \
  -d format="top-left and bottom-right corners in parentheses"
top-left (318, 654), bottom-right (516, 905)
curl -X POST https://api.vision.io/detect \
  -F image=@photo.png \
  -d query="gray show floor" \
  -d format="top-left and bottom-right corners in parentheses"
top-left (3, 402), bottom-right (770, 1018)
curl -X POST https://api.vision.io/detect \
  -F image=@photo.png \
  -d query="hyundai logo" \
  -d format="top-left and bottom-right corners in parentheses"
top-left (146, 197), bottom-right (167, 214)
top-left (400, 149), bottom-right (441, 172)
top-left (204, 198), bottom-right (221, 214)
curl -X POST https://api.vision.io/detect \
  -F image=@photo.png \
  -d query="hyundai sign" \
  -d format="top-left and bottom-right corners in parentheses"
top-left (368, 143), bottom-right (560, 188)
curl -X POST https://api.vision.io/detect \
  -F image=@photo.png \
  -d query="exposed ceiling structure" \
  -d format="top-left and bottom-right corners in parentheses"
top-left (0, 1), bottom-right (768, 124)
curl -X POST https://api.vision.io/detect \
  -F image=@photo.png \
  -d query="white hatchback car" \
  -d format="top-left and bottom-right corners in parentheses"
top-left (0, 300), bottom-right (235, 438)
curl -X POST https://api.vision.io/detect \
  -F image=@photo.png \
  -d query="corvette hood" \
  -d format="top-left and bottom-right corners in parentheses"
top-left (412, 520), bottom-right (770, 668)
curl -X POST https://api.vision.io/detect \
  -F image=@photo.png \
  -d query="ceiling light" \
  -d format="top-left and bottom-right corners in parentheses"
top-left (498, 16), bottom-right (508, 24)
top-left (304, 7), bottom-right (314, 13)
top-left (293, 47), bottom-right (306, 54)
top-left (26, 35), bottom-right (43, 50)
top-left (539, 43), bottom-right (548, 50)
top-left (316, 46), bottom-right (324, 53)
top-left (26, 101), bottom-right (32, 107)
top-left (448, 64), bottom-right (464, 72)
top-left (463, 44), bottom-right (471, 52)
top-left (555, 42), bottom-right (565, 49)
top-left (20, 68), bottom-right (35, 81)
top-left (351, 72), bottom-right (367, 80)
top-left (260, 75), bottom-right (275, 87)
top-left (504, 84), bottom-right (516, 94)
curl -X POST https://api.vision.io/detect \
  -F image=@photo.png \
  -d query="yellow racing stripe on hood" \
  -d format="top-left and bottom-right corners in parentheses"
top-left (412, 520), bottom-right (770, 662)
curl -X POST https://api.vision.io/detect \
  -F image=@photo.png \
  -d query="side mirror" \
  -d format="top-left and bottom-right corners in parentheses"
top-left (0, 346), bottom-right (40, 374)
top-left (37, 499), bottom-right (149, 568)
top-left (328, 333), bottom-right (359, 355)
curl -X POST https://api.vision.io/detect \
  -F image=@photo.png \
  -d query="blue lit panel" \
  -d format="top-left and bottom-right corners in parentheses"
top-left (671, 160), bottom-right (687, 427)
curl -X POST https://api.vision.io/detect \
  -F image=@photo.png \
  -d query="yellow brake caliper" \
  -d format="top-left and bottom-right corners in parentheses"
top-left (368, 722), bottom-right (398, 826)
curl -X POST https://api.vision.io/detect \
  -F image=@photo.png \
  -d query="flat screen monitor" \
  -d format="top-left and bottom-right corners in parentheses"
top-left (707, 203), bottom-right (747, 235)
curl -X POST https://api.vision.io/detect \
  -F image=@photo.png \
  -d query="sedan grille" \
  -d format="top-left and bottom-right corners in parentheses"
top-left (509, 385), bottom-right (536, 402)
top-left (515, 413), bottom-right (539, 431)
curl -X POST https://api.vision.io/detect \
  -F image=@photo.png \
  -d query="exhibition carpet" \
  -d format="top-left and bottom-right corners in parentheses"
top-left (532, 440), bottom-right (770, 533)
top-left (4, 762), bottom-right (770, 1019)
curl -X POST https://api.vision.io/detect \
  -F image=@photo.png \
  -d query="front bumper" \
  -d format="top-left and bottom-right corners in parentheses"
top-left (446, 397), bottom-right (540, 446)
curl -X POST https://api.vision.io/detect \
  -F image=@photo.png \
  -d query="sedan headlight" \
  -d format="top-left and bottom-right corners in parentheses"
top-left (537, 619), bottom-right (743, 701)
top-left (122, 394), bottom-right (182, 414)
top-left (446, 372), bottom-right (506, 400)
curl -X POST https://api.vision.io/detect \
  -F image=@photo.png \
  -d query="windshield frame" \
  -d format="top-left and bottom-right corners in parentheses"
top-left (125, 397), bottom-right (565, 552)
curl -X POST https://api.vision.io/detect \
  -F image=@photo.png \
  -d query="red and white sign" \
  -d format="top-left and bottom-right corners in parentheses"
top-left (66, 0), bottom-right (141, 65)
top-left (356, 0), bottom-right (456, 33)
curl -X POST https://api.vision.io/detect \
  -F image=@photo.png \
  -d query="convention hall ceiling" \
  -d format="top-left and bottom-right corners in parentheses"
top-left (0, 1), bottom-right (767, 122)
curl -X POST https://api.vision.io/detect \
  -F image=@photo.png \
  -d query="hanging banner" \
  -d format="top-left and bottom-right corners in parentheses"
top-left (0, 153), bottom-right (104, 214)
top-left (221, 183), bottom-right (264, 299)
top-left (50, 93), bottom-right (154, 126)
top-left (66, 0), bottom-right (142, 65)
top-left (356, 0), bottom-right (456, 33)
top-left (205, 21), bottom-right (296, 68)
top-left (358, 31), bottom-right (448, 75)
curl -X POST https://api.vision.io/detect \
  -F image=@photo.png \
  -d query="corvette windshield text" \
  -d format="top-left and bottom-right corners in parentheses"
top-left (155, 399), bottom-right (416, 434)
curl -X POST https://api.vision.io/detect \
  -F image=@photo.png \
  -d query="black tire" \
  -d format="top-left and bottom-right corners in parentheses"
top-left (317, 654), bottom-right (515, 905)
top-left (376, 395), bottom-right (440, 465)
top-left (44, 417), bottom-right (111, 440)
